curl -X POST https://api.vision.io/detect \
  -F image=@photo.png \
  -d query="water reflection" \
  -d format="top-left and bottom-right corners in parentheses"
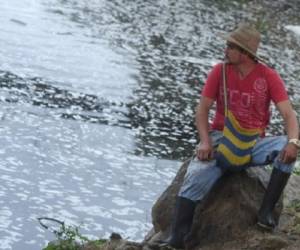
top-left (45, 0), bottom-right (300, 159)
top-left (0, 99), bottom-right (182, 249)
top-left (3, 0), bottom-right (300, 161)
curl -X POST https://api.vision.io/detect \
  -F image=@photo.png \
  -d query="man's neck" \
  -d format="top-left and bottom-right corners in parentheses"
top-left (235, 60), bottom-right (257, 79)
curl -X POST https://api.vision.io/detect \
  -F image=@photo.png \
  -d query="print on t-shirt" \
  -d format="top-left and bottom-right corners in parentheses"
top-left (220, 76), bottom-right (269, 129)
top-left (201, 63), bottom-right (289, 131)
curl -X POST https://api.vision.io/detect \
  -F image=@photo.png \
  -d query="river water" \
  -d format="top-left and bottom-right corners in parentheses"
top-left (0, 0), bottom-right (300, 249)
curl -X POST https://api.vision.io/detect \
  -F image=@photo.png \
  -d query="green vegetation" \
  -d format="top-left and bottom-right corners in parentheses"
top-left (294, 168), bottom-right (300, 176)
top-left (253, 14), bottom-right (269, 34)
top-left (293, 161), bottom-right (300, 176)
top-left (40, 218), bottom-right (107, 250)
top-left (284, 199), bottom-right (300, 235)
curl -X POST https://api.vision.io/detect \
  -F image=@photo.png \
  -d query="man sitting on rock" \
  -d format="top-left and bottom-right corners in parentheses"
top-left (163, 23), bottom-right (299, 249)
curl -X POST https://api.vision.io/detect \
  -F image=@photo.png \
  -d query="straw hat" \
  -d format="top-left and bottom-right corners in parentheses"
top-left (220, 23), bottom-right (263, 61)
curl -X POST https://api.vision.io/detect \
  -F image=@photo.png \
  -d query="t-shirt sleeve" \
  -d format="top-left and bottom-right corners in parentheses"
top-left (267, 68), bottom-right (289, 103)
top-left (201, 63), bottom-right (222, 99)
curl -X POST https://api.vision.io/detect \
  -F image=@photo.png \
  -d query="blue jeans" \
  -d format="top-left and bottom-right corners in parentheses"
top-left (178, 131), bottom-right (295, 202)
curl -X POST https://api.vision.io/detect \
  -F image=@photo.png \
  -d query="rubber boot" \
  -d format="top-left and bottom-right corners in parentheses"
top-left (257, 167), bottom-right (290, 230)
top-left (161, 196), bottom-right (196, 249)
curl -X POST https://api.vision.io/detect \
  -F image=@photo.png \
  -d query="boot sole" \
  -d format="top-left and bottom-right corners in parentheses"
top-left (147, 243), bottom-right (178, 250)
top-left (256, 221), bottom-right (275, 231)
top-left (147, 241), bottom-right (179, 249)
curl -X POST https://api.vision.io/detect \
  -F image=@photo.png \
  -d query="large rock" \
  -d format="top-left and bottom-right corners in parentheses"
top-left (144, 159), bottom-right (289, 249)
top-left (88, 160), bottom-right (300, 250)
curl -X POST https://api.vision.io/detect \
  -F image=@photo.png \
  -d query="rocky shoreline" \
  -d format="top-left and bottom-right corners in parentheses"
top-left (46, 160), bottom-right (300, 250)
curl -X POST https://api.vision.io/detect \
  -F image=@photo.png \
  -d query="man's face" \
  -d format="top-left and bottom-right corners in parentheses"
top-left (225, 42), bottom-right (244, 64)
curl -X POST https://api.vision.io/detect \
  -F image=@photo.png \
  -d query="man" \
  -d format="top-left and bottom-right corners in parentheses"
top-left (165, 23), bottom-right (299, 249)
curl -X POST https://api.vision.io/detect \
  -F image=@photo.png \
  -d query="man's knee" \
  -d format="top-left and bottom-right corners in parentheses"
top-left (184, 159), bottom-right (216, 180)
top-left (274, 136), bottom-right (288, 149)
top-left (179, 164), bottom-right (223, 201)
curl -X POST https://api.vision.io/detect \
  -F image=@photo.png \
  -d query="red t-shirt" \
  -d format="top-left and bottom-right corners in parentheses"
top-left (201, 63), bottom-right (289, 131)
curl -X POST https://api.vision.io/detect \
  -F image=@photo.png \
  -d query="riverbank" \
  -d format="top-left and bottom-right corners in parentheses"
top-left (43, 167), bottom-right (300, 250)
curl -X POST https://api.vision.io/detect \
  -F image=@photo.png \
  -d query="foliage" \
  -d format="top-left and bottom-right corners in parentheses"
top-left (253, 14), bottom-right (269, 34)
top-left (287, 199), bottom-right (300, 212)
top-left (42, 222), bottom-right (87, 250)
top-left (293, 166), bottom-right (300, 176)
top-left (284, 199), bottom-right (300, 235)
top-left (40, 218), bottom-right (106, 250)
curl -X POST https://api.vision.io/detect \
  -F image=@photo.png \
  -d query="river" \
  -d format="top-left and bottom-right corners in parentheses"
top-left (0, 0), bottom-right (299, 249)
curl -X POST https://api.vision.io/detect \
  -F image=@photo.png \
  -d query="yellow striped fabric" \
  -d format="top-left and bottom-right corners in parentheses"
top-left (216, 110), bottom-right (262, 168)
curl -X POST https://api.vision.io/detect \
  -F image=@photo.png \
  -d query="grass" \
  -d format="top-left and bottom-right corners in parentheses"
top-left (283, 199), bottom-right (300, 235)
top-left (39, 218), bottom-right (107, 250)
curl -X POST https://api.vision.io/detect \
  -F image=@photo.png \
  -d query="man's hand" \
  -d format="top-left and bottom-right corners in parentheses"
top-left (280, 143), bottom-right (298, 164)
top-left (196, 141), bottom-right (214, 161)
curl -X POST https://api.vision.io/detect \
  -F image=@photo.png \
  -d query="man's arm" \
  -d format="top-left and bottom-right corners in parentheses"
top-left (276, 100), bottom-right (299, 163)
top-left (195, 96), bottom-right (215, 160)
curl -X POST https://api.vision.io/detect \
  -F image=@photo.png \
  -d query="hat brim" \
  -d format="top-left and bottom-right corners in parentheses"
top-left (219, 32), bottom-right (265, 62)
